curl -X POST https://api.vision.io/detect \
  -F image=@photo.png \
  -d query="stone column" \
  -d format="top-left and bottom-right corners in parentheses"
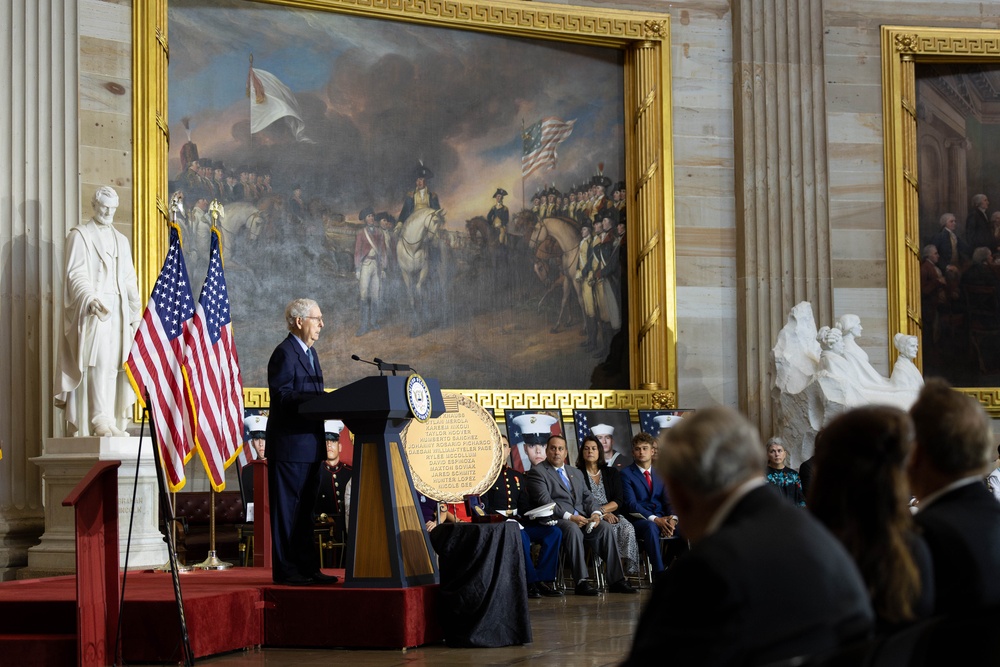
top-left (732, 0), bottom-right (833, 434)
top-left (0, 0), bottom-right (79, 580)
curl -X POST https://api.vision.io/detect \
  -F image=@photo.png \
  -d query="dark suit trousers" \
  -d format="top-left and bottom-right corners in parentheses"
top-left (554, 518), bottom-right (625, 584)
top-left (632, 519), bottom-right (665, 573)
top-left (269, 459), bottom-right (322, 581)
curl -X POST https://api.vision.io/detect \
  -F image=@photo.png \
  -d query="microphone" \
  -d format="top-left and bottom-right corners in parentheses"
top-left (351, 354), bottom-right (379, 368)
top-left (373, 357), bottom-right (385, 366)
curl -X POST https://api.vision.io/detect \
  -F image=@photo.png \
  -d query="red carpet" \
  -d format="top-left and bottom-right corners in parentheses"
top-left (0, 569), bottom-right (443, 664)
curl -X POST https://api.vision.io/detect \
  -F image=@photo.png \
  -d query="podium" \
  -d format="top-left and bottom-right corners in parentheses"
top-left (301, 375), bottom-right (444, 588)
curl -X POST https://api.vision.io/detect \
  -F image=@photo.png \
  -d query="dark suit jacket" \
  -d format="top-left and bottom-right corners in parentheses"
top-left (915, 481), bottom-right (1000, 615)
top-left (483, 467), bottom-right (531, 516)
top-left (625, 485), bottom-right (873, 667)
top-left (621, 463), bottom-right (674, 519)
top-left (526, 461), bottom-right (597, 518)
top-left (264, 333), bottom-right (325, 463)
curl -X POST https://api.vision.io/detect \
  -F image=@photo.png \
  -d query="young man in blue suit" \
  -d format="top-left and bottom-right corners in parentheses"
top-left (265, 298), bottom-right (336, 585)
top-left (621, 432), bottom-right (680, 574)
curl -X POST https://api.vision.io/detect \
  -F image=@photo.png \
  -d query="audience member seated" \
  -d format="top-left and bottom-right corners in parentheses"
top-left (576, 435), bottom-right (639, 577)
top-left (909, 378), bottom-right (1000, 615)
top-left (482, 434), bottom-right (564, 598)
top-left (526, 435), bottom-right (637, 596)
top-left (623, 406), bottom-right (873, 667)
top-left (765, 436), bottom-right (806, 506)
top-left (809, 406), bottom-right (934, 632)
top-left (621, 431), bottom-right (682, 576)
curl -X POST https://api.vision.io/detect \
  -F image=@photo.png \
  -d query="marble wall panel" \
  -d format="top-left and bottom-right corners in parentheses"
top-left (674, 194), bottom-right (735, 229)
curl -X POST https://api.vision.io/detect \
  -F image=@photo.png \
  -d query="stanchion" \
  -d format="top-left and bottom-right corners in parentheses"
top-left (194, 487), bottom-right (232, 570)
top-left (154, 491), bottom-right (192, 573)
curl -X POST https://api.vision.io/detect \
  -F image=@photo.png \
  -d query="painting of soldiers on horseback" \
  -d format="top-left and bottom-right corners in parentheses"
top-left (168, 0), bottom-right (629, 391)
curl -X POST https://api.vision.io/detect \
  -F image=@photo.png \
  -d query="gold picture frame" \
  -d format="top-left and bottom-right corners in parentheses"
top-left (882, 25), bottom-right (1000, 414)
top-left (133, 0), bottom-right (677, 419)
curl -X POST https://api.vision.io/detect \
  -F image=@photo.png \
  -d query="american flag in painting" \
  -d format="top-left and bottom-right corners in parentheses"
top-left (186, 227), bottom-right (245, 491)
top-left (125, 224), bottom-right (196, 491)
top-left (521, 117), bottom-right (576, 178)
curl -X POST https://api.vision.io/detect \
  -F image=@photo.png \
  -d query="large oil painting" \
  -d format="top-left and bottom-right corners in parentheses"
top-left (168, 0), bottom-right (630, 392)
top-left (882, 26), bottom-right (1000, 413)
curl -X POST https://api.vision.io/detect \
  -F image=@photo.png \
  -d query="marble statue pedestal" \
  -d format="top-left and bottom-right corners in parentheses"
top-left (27, 437), bottom-right (168, 574)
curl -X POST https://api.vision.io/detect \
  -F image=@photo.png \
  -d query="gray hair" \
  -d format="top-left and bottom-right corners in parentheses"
top-left (973, 246), bottom-right (992, 265)
top-left (921, 244), bottom-right (938, 260)
top-left (910, 378), bottom-right (993, 476)
top-left (656, 406), bottom-right (765, 497)
top-left (939, 213), bottom-right (956, 229)
top-left (973, 193), bottom-right (988, 208)
top-left (285, 298), bottom-right (318, 331)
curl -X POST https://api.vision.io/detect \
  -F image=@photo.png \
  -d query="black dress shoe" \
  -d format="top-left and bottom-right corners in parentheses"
top-left (575, 581), bottom-right (600, 596)
top-left (527, 584), bottom-right (542, 599)
top-left (274, 574), bottom-right (315, 586)
top-left (310, 571), bottom-right (340, 584)
top-left (609, 579), bottom-right (638, 594)
top-left (537, 581), bottom-right (564, 597)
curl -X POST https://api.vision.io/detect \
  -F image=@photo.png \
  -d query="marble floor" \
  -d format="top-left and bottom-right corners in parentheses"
top-left (194, 589), bottom-right (645, 666)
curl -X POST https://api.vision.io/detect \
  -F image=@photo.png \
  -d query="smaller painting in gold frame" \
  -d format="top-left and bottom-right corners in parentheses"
top-left (882, 26), bottom-right (1000, 414)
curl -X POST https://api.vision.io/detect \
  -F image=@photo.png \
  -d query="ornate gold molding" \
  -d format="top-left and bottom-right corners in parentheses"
top-left (137, 0), bottom-right (675, 420)
top-left (882, 26), bottom-right (1000, 415)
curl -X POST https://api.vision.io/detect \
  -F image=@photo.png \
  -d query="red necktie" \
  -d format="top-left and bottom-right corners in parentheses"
top-left (644, 469), bottom-right (653, 493)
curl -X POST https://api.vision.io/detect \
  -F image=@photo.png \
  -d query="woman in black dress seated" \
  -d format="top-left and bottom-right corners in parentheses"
top-left (808, 406), bottom-right (935, 631)
top-left (765, 437), bottom-right (806, 507)
top-left (577, 435), bottom-right (639, 576)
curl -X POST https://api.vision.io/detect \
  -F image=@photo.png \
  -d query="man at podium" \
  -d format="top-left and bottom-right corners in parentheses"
top-left (265, 298), bottom-right (338, 586)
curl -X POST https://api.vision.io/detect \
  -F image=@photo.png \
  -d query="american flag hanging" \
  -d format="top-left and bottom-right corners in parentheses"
top-left (125, 224), bottom-right (196, 491)
top-left (186, 226), bottom-right (245, 491)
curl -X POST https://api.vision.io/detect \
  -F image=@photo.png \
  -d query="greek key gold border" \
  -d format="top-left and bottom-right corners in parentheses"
top-left (136, 0), bottom-right (676, 416)
top-left (242, 387), bottom-right (677, 420)
top-left (882, 26), bottom-right (1000, 415)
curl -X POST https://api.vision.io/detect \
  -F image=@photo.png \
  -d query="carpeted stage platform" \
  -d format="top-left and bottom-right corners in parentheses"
top-left (0, 568), bottom-right (442, 664)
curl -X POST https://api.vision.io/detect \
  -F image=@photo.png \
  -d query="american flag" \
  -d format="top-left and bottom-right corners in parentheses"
top-left (522, 117), bottom-right (576, 178)
top-left (186, 227), bottom-right (244, 491)
top-left (639, 409), bottom-right (694, 437)
top-left (125, 224), bottom-right (196, 491)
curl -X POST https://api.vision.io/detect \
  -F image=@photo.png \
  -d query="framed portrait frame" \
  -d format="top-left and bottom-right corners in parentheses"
top-left (134, 0), bottom-right (677, 417)
top-left (881, 26), bottom-right (1000, 413)
top-left (504, 409), bottom-right (565, 472)
top-left (638, 408), bottom-right (695, 438)
top-left (572, 408), bottom-right (634, 468)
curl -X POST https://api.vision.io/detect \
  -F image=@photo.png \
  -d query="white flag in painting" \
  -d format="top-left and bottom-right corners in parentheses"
top-left (247, 67), bottom-right (313, 143)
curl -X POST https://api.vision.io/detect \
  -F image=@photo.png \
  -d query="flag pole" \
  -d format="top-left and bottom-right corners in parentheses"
top-left (193, 199), bottom-right (233, 572)
top-left (520, 118), bottom-right (526, 213)
top-left (248, 53), bottom-right (254, 155)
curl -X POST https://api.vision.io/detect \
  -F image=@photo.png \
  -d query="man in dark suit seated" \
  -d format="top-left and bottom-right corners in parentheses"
top-left (621, 432), bottom-right (681, 575)
top-left (909, 378), bottom-right (1000, 614)
top-left (624, 406), bottom-right (873, 667)
top-left (526, 435), bottom-right (637, 596)
top-left (482, 434), bottom-right (563, 598)
top-left (265, 298), bottom-right (337, 586)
